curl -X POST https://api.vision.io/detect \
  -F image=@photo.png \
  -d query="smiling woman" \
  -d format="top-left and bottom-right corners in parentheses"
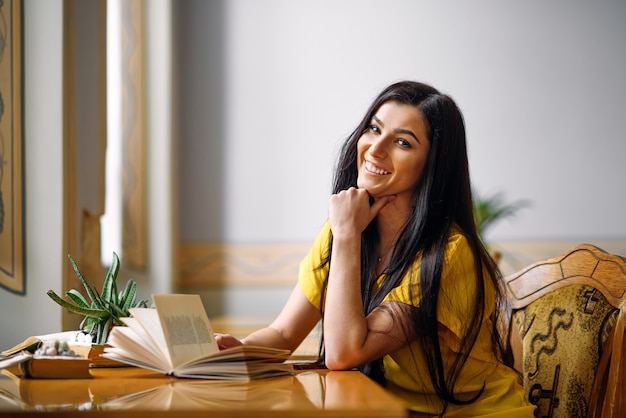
top-left (356, 102), bottom-right (431, 208)
top-left (215, 81), bottom-right (536, 417)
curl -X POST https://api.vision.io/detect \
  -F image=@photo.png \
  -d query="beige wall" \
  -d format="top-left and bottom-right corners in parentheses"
top-left (1, 1), bottom-right (625, 348)
top-left (173, 0), bottom-right (626, 317)
top-left (175, 0), bottom-right (626, 248)
top-left (0, 0), bottom-right (65, 348)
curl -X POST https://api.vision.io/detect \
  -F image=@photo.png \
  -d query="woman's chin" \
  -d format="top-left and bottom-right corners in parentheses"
top-left (356, 178), bottom-right (374, 193)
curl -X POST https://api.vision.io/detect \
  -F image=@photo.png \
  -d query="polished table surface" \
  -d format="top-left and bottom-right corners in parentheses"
top-left (0, 365), bottom-right (408, 417)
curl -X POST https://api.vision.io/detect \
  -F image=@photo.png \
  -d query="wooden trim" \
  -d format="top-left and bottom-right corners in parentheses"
top-left (62, 0), bottom-right (107, 329)
top-left (121, 0), bottom-right (147, 269)
top-left (601, 301), bottom-right (626, 416)
top-left (178, 243), bottom-right (310, 287)
top-left (62, 0), bottom-right (78, 331)
top-left (97, 0), bottom-right (107, 214)
top-left (492, 240), bottom-right (626, 277)
top-left (178, 240), bottom-right (626, 288)
top-left (504, 244), bottom-right (626, 309)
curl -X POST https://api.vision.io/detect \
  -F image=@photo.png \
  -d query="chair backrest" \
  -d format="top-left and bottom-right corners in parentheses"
top-left (502, 244), bottom-right (626, 418)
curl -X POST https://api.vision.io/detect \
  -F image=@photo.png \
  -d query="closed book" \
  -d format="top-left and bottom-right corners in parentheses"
top-left (0, 352), bottom-right (92, 379)
top-left (19, 356), bottom-right (92, 379)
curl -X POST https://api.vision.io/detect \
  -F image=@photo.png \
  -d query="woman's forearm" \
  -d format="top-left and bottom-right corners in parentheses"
top-left (241, 326), bottom-right (294, 351)
top-left (323, 234), bottom-right (369, 369)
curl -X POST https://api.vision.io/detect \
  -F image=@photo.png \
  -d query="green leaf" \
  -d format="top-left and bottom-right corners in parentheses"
top-left (91, 287), bottom-right (119, 317)
top-left (118, 279), bottom-right (138, 312)
top-left (101, 252), bottom-right (120, 305)
top-left (81, 317), bottom-right (97, 336)
top-left (87, 317), bottom-right (100, 333)
top-left (473, 190), bottom-right (530, 238)
top-left (47, 290), bottom-right (109, 318)
top-left (66, 289), bottom-right (90, 308)
top-left (96, 317), bottom-right (113, 345)
top-left (109, 303), bottom-right (129, 318)
top-left (68, 254), bottom-right (105, 310)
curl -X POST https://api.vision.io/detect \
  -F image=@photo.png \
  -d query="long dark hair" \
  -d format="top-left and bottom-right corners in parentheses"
top-left (320, 81), bottom-right (511, 414)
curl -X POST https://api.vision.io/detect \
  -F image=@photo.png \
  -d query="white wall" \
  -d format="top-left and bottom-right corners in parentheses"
top-left (0, 0), bottom-right (64, 348)
top-left (176, 0), bottom-right (626, 247)
top-left (2, 1), bottom-right (625, 342)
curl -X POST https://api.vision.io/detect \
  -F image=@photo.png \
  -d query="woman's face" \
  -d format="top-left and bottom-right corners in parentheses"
top-left (356, 101), bottom-right (431, 205)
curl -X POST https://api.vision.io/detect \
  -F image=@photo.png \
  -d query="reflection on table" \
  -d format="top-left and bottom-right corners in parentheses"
top-left (0, 366), bottom-right (408, 417)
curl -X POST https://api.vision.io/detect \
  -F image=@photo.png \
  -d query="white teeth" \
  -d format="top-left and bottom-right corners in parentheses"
top-left (365, 161), bottom-right (389, 175)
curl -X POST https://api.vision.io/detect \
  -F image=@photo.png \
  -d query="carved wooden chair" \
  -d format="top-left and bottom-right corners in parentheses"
top-left (502, 244), bottom-right (626, 418)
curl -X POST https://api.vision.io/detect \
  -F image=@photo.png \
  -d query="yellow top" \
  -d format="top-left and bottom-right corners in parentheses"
top-left (298, 221), bottom-right (535, 417)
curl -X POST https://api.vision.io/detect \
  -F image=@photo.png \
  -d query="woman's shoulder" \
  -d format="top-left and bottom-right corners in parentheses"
top-left (446, 224), bottom-right (472, 255)
top-left (300, 220), bottom-right (332, 269)
top-left (441, 225), bottom-right (485, 283)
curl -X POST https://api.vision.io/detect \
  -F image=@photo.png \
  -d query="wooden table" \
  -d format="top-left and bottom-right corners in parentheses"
top-left (0, 366), bottom-right (408, 417)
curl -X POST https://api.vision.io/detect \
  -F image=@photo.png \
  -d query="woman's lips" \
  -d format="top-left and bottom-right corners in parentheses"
top-left (364, 160), bottom-right (390, 175)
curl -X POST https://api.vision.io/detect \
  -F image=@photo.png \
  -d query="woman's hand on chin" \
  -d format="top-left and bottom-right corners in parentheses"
top-left (329, 187), bottom-right (396, 237)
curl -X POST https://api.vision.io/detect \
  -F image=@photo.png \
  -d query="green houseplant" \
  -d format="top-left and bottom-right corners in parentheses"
top-left (473, 189), bottom-right (530, 263)
top-left (47, 252), bottom-right (148, 345)
top-left (473, 189), bottom-right (530, 238)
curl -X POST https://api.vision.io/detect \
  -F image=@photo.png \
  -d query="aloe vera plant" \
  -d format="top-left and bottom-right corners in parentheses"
top-left (47, 252), bottom-right (148, 345)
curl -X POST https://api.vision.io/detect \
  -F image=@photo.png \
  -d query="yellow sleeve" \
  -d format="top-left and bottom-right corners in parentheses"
top-left (298, 221), bottom-right (331, 310)
top-left (299, 223), bottom-right (484, 339)
top-left (384, 229), bottom-right (482, 338)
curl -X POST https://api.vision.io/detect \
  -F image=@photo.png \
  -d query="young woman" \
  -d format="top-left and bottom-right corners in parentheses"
top-left (216, 81), bottom-right (535, 417)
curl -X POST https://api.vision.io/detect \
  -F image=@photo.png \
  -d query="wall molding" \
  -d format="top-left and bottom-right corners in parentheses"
top-left (178, 240), bottom-right (626, 288)
top-left (178, 243), bottom-right (310, 287)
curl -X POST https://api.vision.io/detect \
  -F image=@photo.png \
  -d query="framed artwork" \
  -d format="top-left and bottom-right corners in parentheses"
top-left (0, 0), bottom-right (25, 294)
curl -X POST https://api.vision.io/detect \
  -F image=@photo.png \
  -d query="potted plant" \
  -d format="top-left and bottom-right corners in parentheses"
top-left (473, 189), bottom-right (530, 263)
top-left (47, 252), bottom-right (148, 347)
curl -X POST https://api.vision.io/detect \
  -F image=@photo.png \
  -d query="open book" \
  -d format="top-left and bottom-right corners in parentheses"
top-left (102, 294), bottom-right (293, 380)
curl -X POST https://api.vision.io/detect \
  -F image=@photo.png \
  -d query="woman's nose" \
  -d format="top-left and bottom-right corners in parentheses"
top-left (368, 136), bottom-right (387, 157)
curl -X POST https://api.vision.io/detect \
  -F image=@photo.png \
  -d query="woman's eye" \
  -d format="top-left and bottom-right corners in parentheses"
top-left (396, 138), bottom-right (411, 148)
top-left (369, 124), bottom-right (380, 134)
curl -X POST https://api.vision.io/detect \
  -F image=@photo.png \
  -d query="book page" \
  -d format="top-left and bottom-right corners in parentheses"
top-left (178, 345), bottom-right (291, 368)
top-left (108, 321), bottom-right (170, 370)
top-left (127, 308), bottom-right (173, 368)
top-left (152, 294), bottom-right (219, 368)
top-left (0, 351), bottom-right (32, 370)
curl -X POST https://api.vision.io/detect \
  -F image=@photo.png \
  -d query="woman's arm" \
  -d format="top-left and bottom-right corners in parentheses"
top-left (215, 283), bottom-right (321, 352)
top-left (324, 188), bottom-right (410, 370)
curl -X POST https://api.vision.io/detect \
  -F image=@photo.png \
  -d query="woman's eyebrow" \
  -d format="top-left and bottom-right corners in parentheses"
top-left (396, 128), bottom-right (420, 143)
top-left (372, 115), bottom-right (385, 127)
top-left (372, 115), bottom-right (420, 143)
